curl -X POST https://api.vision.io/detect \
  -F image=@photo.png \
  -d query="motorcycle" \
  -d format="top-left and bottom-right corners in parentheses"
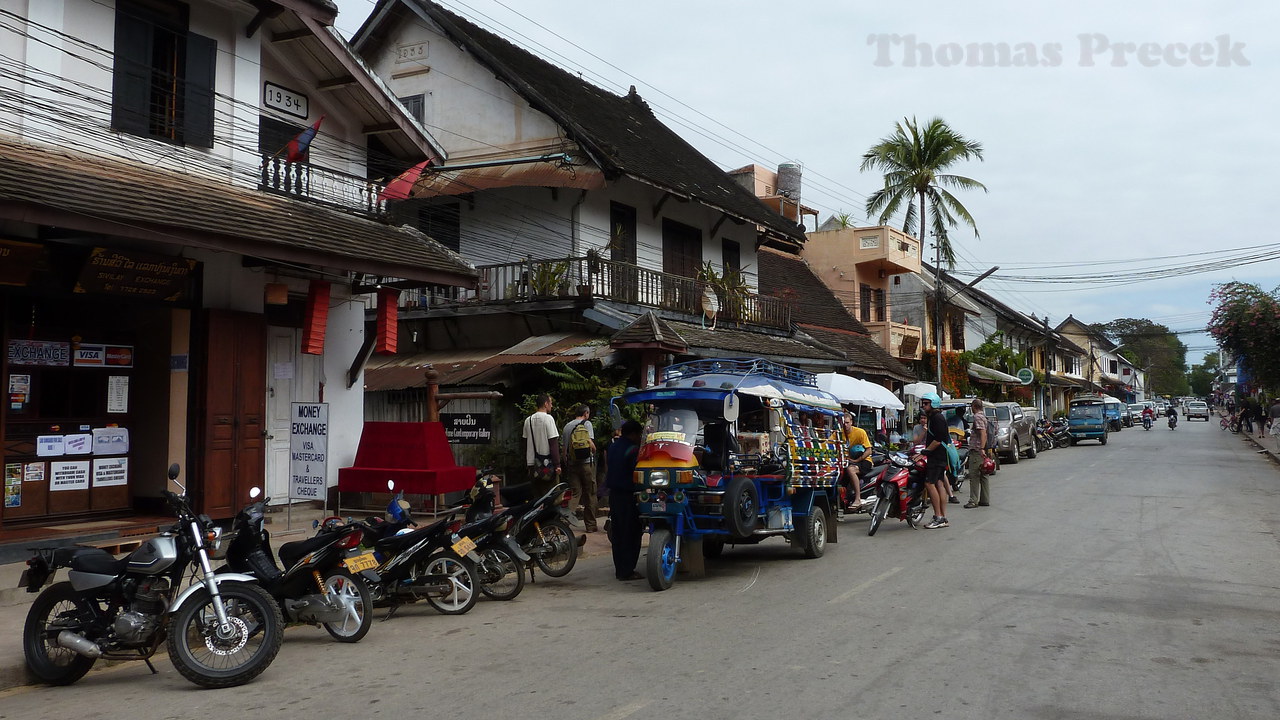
top-left (454, 476), bottom-right (533, 601)
top-left (1050, 419), bottom-right (1073, 449)
top-left (866, 451), bottom-right (930, 536)
top-left (1034, 421), bottom-right (1055, 453)
top-left (221, 489), bottom-right (374, 643)
top-left (838, 445), bottom-right (890, 518)
top-left (350, 482), bottom-right (481, 617)
top-left (1142, 415), bottom-right (1153, 430)
top-left (20, 464), bottom-right (283, 688)
top-left (502, 482), bottom-right (579, 580)
top-left (1168, 414), bottom-right (1178, 430)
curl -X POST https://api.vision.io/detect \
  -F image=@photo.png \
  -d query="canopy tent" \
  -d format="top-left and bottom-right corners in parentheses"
top-left (816, 373), bottom-right (905, 410)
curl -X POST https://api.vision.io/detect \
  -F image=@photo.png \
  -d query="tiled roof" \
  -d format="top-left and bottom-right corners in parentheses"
top-left (801, 326), bottom-right (915, 382)
top-left (664, 319), bottom-right (844, 363)
top-left (404, 1), bottom-right (806, 246)
top-left (0, 138), bottom-right (476, 285)
top-left (610, 311), bottom-right (688, 350)
top-left (758, 248), bottom-right (870, 334)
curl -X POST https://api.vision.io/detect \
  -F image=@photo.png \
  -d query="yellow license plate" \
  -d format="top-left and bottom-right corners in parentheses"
top-left (343, 552), bottom-right (378, 573)
top-left (451, 536), bottom-right (477, 556)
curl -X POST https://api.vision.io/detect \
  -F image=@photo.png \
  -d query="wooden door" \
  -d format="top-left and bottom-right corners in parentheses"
top-left (661, 219), bottom-right (702, 311)
top-left (199, 310), bottom-right (266, 518)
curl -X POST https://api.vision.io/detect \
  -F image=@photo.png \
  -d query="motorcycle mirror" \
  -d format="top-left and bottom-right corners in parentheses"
top-left (312, 519), bottom-right (319, 529)
top-left (387, 479), bottom-right (395, 491)
top-left (249, 487), bottom-right (262, 499)
top-left (167, 463), bottom-right (186, 493)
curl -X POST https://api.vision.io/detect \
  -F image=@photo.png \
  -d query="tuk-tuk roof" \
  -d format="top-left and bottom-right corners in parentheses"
top-left (622, 358), bottom-right (843, 411)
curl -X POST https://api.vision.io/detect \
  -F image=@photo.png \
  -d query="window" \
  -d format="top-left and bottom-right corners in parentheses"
top-left (1109, 359), bottom-right (1119, 374)
top-left (258, 115), bottom-right (301, 155)
top-left (609, 202), bottom-right (637, 264)
top-left (859, 283), bottom-right (872, 322)
top-left (722, 239), bottom-right (741, 275)
top-left (949, 315), bottom-right (965, 350)
top-left (111, 0), bottom-right (215, 148)
top-left (398, 94), bottom-right (425, 123)
top-left (874, 288), bottom-right (886, 322)
top-left (417, 202), bottom-right (461, 252)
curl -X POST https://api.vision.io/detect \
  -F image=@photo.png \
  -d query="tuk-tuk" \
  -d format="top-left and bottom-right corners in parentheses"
top-left (1068, 396), bottom-right (1109, 445)
top-left (615, 358), bottom-right (846, 591)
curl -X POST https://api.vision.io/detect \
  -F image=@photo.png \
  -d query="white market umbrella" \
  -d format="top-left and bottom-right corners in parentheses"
top-left (816, 374), bottom-right (905, 410)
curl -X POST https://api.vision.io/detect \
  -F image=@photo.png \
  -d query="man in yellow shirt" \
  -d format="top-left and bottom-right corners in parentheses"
top-left (841, 413), bottom-right (874, 509)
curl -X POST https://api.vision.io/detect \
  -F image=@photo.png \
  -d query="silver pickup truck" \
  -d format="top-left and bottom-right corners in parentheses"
top-left (984, 401), bottom-right (1037, 463)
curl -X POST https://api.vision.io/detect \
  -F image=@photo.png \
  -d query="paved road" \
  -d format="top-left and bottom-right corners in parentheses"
top-left (2, 418), bottom-right (1279, 719)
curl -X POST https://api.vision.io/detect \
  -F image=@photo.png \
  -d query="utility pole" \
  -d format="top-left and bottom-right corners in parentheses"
top-left (933, 231), bottom-right (944, 393)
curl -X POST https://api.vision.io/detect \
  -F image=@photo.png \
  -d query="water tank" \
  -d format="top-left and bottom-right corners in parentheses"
top-left (776, 163), bottom-right (802, 220)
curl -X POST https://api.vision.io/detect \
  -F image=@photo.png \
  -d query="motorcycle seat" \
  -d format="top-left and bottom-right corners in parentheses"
top-left (69, 548), bottom-right (129, 575)
top-left (278, 533), bottom-right (339, 570)
top-left (374, 516), bottom-right (451, 553)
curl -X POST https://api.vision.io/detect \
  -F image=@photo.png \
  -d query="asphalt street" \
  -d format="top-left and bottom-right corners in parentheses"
top-left (1, 417), bottom-right (1278, 719)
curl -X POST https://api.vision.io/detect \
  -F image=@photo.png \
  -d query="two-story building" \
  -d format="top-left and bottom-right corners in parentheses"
top-left (0, 0), bottom-right (476, 532)
top-left (349, 1), bottom-right (862, 462)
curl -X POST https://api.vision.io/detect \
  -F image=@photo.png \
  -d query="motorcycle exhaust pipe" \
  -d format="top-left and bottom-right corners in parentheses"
top-left (57, 631), bottom-right (103, 658)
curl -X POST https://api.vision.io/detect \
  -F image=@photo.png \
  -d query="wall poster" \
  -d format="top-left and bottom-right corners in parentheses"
top-left (50, 461), bottom-right (91, 491)
top-left (4, 463), bottom-right (20, 507)
top-left (107, 375), bottom-right (129, 413)
top-left (92, 457), bottom-right (129, 487)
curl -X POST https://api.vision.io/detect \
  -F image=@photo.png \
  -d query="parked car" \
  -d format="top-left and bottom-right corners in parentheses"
top-left (1119, 405), bottom-right (1134, 427)
top-left (1186, 401), bottom-right (1210, 421)
top-left (984, 401), bottom-right (1037, 463)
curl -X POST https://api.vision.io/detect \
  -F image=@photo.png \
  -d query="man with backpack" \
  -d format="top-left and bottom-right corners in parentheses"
top-left (561, 404), bottom-right (599, 533)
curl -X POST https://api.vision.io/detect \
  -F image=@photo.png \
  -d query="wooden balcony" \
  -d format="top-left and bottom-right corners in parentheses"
top-left (863, 320), bottom-right (924, 360)
top-left (408, 255), bottom-right (791, 331)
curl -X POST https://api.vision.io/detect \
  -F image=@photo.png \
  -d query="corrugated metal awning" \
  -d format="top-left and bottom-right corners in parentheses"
top-left (363, 333), bottom-right (617, 391)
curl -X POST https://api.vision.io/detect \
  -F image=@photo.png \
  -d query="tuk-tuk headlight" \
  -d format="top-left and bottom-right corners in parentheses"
top-left (649, 470), bottom-right (670, 487)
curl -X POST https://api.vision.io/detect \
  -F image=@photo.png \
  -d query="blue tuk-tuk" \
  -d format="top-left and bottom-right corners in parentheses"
top-left (615, 358), bottom-right (846, 591)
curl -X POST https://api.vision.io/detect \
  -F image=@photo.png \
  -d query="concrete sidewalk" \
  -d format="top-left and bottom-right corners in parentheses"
top-left (0, 503), bottom-right (610, 691)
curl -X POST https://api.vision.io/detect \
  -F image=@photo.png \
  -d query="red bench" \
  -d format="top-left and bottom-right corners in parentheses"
top-left (337, 422), bottom-right (474, 498)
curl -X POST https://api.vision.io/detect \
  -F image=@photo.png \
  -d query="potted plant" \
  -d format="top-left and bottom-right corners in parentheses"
top-left (530, 260), bottom-right (569, 298)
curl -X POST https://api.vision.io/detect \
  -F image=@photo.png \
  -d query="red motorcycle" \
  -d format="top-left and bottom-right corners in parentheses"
top-left (866, 450), bottom-right (930, 536)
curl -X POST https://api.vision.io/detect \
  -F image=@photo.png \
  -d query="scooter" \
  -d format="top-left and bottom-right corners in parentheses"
top-left (1168, 414), bottom-right (1178, 430)
top-left (1142, 415), bottom-right (1153, 430)
top-left (455, 476), bottom-right (534, 601)
top-left (866, 451), bottom-right (930, 536)
top-left (221, 489), bottom-right (374, 643)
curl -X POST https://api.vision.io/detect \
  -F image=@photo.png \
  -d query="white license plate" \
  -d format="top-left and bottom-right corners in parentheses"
top-left (650, 501), bottom-right (666, 512)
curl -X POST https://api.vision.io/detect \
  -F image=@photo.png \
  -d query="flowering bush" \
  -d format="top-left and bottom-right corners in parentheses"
top-left (1208, 282), bottom-right (1280, 390)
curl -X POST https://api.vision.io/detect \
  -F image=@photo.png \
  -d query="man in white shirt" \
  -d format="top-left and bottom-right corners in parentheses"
top-left (523, 393), bottom-right (560, 496)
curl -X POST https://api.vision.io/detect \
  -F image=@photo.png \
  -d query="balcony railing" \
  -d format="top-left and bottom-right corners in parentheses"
top-left (863, 320), bottom-right (924, 360)
top-left (410, 255), bottom-right (791, 330)
top-left (259, 154), bottom-right (387, 216)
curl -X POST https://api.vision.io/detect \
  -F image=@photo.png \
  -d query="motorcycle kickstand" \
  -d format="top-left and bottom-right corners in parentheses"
top-left (381, 603), bottom-right (402, 622)
top-left (143, 656), bottom-right (158, 675)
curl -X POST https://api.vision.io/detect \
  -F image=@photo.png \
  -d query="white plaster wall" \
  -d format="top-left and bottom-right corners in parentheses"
top-left (363, 12), bottom-right (563, 158)
top-left (319, 286), bottom-right (367, 489)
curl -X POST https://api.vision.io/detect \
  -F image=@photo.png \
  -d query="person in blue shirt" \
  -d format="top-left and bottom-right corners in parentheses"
top-left (606, 420), bottom-right (645, 580)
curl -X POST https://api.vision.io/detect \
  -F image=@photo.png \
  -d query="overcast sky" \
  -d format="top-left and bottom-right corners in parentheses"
top-left (331, 0), bottom-right (1279, 364)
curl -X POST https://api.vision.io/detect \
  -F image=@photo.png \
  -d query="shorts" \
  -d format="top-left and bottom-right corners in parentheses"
top-left (851, 459), bottom-right (873, 478)
top-left (925, 457), bottom-right (948, 486)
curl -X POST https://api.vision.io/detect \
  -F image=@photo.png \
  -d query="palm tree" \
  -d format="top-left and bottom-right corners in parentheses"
top-left (860, 116), bottom-right (986, 268)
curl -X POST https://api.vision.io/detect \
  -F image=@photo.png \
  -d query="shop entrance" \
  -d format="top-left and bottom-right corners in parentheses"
top-left (264, 327), bottom-right (321, 501)
top-left (198, 310), bottom-right (266, 519)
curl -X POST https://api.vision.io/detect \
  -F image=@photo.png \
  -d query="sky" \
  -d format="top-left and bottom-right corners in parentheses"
top-left (330, 0), bottom-right (1280, 366)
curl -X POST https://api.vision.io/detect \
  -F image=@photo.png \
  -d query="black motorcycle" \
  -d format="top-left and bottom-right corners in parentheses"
top-left (351, 484), bottom-right (481, 617)
top-left (457, 477), bottom-right (533, 601)
top-left (20, 464), bottom-right (283, 688)
top-left (221, 489), bottom-right (374, 643)
top-left (503, 482), bottom-right (579, 580)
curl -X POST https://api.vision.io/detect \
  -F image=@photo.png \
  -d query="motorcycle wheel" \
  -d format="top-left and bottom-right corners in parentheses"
top-left (1057, 437), bottom-right (1071, 448)
top-left (23, 582), bottom-right (97, 685)
top-left (646, 527), bottom-right (677, 591)
top-left (532, 519), bottom-right (578, 578)
top-left (321, 569), bottom-right (373, 643)
top-left (167, 581), bottom-right (283, 689)
top-left (867, 493), bottom-right (890, 536)
top-left (419, 551), bottom-right (479, 615)
top-left (795, 505), bottom-right (827, 559)
top-left (477, 547), bottom-right (524, 601)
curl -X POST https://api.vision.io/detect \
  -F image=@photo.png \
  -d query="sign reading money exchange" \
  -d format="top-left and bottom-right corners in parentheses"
top-left (289, 403), bottom-right (328, 500)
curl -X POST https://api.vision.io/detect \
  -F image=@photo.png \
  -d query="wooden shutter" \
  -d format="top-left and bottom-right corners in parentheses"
top-left (111, 11), bottom-right (152, 136)
top-left (183, 33), bottom-right (217, 148)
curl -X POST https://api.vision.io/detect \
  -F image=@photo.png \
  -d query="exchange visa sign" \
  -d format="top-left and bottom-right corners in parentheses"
top-left (288, 403), bottom-right (329, 500)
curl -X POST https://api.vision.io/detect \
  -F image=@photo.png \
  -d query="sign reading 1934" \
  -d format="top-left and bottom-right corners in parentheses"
top-left (264, 82), bottom-right (308, 119)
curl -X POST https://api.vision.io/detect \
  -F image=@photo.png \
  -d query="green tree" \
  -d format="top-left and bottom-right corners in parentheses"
top-left (1092, 318), bottom-right (1188, 396)
top-left (860, 116), bottom-right (987, 268)
top-left (1187, 365), bottom-right (1214, 396)
top-left (1208, 281), bottom-right (1280, 390)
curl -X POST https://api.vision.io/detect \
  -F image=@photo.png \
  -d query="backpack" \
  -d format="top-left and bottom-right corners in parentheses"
top-left (569, 420), bottom-right (592, 461)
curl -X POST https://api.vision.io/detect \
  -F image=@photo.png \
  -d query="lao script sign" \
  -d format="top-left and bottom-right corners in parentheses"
top-left (289, 403), bottom-right (329, 501)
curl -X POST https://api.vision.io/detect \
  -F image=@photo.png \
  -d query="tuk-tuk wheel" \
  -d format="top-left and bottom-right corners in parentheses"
top-left (646, 528), bottom-right (677, 591)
